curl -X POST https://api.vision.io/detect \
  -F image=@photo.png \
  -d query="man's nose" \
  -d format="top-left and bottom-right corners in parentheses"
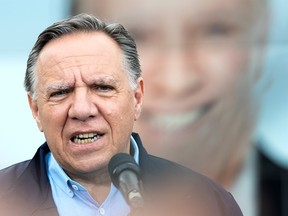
top-left (68, 89), bottom-right (98, 121)
top-left (150, 47), bottom-right (200, 98)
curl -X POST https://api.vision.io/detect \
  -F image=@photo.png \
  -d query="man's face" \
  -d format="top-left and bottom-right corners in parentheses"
top-left (28, 32), bottom-right (144, 178)
top-left (84, 0), bottom-right (265, 185)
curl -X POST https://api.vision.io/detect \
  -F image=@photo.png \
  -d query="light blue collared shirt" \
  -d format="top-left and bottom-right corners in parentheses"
top-left (46, 136), bottom-right (139, 216)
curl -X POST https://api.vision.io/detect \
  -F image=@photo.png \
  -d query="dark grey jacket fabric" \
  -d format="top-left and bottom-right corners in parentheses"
top-left (0, 133), bottom-right (243, 216)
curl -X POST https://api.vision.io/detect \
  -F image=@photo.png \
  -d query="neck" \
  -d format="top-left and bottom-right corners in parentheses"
top-left (81, 180), bottom-right (111, 204)
top-left (67, 168), bottom-right (112, 204)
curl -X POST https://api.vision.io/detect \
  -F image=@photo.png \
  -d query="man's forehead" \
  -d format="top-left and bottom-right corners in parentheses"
top-left (35, 32), bottom-right (123, 72)
top-left (38, 32), bottom-right (117, 56)
top-left (44, 75), bottom-right (120, 90)
top-left (76, 0), bottom-right (263, 19)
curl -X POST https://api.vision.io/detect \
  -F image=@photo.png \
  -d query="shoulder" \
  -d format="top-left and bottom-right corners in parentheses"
top-left (0, 144), bottom-right (57, 215)
top-left (0, 160), bottom-right (31, 191)
top-left (0, 160), bottom-right (32, 214)
top-left (0, 143), bottom-right (49, 193)
top-left (141, 154), bottom-right (243, 216)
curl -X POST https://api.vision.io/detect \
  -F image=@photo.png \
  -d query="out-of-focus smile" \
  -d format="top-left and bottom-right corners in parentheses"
top-left (71, 133), bottom-right (103, 144)
top-left (148, 104), bottom-right (212, 131)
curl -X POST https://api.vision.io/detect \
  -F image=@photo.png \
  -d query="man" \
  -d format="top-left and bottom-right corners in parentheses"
top-left (73, 1), bottom-right (268, 215)
top-left (0, 14), bottom-right (242, 216)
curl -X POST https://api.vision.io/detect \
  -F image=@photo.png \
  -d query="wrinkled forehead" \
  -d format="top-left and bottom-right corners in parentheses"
top-left (76, 0), bottom-right (265, 22)
top-left (35, 32), bottom-right (124, 78)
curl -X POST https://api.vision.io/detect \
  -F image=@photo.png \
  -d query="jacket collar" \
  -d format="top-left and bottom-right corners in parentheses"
top-left (1, 133), bottom-right (148, 216)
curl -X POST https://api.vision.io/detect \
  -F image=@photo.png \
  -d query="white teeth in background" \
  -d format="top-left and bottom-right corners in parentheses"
top-left (151, 110), bottom-right (202, 131)
top-left (72, 133), bottom-right (101, 144)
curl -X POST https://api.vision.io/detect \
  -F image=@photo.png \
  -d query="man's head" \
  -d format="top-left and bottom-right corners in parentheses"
top-left (74, 0), bottom-right (268, 186)
top-left (25, 14), bottom-right (144, 179)
top-left (25, 13), bottom-right (142, 100)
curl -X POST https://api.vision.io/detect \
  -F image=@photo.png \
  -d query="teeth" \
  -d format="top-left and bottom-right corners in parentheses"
top-left (151, 110), bottom-right (202, 131)
top-left (72, 133), bottom-right (101, 144)
top-left (75, 133), bottom-right (98, 139)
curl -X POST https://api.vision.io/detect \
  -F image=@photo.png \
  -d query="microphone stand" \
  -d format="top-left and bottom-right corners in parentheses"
top-left (128, 190), bottom-right (144, 216)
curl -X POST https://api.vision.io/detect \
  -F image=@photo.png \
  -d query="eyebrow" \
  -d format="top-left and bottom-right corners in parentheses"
top-left (44, 82), bottom-right (73, 93)
top-left (89, 76), bottom-right (120, 86)
top-left (44, 76), bottom-right (120, 93)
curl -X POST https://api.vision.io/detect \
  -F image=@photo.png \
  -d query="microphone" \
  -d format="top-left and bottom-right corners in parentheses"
top-left (108, 153), bottom-right (144, 210)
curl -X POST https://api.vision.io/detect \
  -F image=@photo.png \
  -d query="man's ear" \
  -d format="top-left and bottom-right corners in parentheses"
top-left (27, 93), bottom-right (43, 132)
top-left (134, 77), bottom-right (144, 121)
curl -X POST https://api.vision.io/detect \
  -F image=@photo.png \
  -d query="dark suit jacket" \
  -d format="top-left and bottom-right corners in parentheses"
top-left (0, 133), bottom-right (243, 216)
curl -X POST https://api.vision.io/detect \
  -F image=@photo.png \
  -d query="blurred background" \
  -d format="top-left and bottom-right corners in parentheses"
top-left (0, 0), bottom-right (287, 215)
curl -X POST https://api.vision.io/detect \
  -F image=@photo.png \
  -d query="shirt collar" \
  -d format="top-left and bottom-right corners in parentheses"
top-left (130, 135), bottom-right (139, 164)
top-left (46, 135), bottom-right (140, 197)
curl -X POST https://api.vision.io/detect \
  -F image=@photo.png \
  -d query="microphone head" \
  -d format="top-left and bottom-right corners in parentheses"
top-left (108, 153), bottom-right (141, 188)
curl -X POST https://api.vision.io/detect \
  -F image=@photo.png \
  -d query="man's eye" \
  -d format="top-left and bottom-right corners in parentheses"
top-left (50, 89), bottom-right (69, 97)
top-left (205, 24), bottom-right (233, 37)
top-left (94, 85), bottom-right (114, 91)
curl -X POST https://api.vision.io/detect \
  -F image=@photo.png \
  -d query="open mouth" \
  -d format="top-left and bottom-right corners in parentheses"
top-left (71, 133), bottom-right (103, 144)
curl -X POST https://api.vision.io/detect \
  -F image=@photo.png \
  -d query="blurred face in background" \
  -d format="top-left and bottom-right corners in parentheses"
top-left (74, 0), bottom-right (267, 186)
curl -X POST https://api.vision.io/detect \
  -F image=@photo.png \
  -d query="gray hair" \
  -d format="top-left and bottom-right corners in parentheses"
top-left (24, 13), bottom-right (141, 100)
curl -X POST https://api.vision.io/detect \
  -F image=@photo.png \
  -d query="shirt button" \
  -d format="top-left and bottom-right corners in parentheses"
top-left (72, 185), bottom-right (79, 191)
top-left (99, 208), bottom-right (105, 215)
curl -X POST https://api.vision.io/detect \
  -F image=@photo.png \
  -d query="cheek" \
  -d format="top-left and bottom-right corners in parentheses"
top-left (38, 105), bottom-right (67, 138)
top-left (197, 46), bottom-right (251, 94)
top-left (104, 99), bottom-right (135, 125)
